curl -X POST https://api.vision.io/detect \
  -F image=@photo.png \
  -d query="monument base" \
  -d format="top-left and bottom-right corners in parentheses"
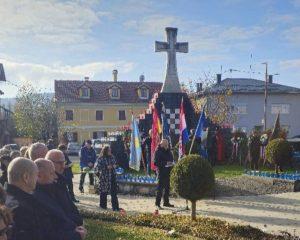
top-left (117, 181), bottom-right (157, 196)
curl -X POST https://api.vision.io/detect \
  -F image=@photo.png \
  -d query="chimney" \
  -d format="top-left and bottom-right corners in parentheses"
top-left (268, 75), bottom-right (273, 84)
top-left (196, 83), bottom-right (202, 92)
top-left (112, 69), bottom-right (118, 82)
top-left (216, 74), bottom-right (222, 84)
top-left (139, 74), bottom-right (145, 82)
top-left (84, 76), bottom-right (89, 81)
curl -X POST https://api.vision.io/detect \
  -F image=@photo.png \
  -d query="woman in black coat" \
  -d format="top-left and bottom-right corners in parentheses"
top-left (94, 145), bottom-right (120, 211)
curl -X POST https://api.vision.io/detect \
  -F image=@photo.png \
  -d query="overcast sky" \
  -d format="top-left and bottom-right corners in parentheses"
top-left (0, 0), bottom-right (300, 98)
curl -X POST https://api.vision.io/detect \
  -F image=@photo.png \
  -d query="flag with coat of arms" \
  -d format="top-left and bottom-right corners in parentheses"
top-left (129, 114), bottom-right (142, 171)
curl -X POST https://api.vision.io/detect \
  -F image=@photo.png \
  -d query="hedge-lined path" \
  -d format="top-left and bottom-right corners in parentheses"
top-left (73, 175), bottom-right (300, 237)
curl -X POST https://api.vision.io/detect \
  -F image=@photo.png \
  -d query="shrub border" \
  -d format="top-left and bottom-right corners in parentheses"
top-left (80, 208), bottom-right (297, 240)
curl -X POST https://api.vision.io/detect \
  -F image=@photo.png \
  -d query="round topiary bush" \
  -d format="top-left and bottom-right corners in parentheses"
top-left (170, 154), bottom-right (215, 220)
top-left (265, 138), bottom-right (293, 173)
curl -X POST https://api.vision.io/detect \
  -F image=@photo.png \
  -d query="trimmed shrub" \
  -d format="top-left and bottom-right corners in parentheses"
top-left (265, 138), bottom-right (293, 172)
top-left (170, 154), bottom-right (215, 220)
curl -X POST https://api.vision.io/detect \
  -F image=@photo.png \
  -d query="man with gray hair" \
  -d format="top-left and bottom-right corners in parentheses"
top-left (28, 142), bottom-right (48, 161)
top-left (46, 150), bottom-right (83, 226)
top-left (34, 159), bottom-right (86, 239)
top-left (5, 157), bottom-right (44, 239)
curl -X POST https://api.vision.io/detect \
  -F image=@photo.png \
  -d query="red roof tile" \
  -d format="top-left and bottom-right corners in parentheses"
top-left (55, 80), bottom-right (162, 103)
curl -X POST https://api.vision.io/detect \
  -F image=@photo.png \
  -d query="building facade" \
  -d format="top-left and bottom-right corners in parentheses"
top-left (55, 74), bottom-right (162, 143)
top-left (202, 77), bottom-right (300, 137)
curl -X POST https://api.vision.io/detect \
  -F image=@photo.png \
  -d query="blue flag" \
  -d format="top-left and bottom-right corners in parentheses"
top-left (129, 115), bottom-right (142, 171)
top-left (195, 109), bottom-right (206, 138)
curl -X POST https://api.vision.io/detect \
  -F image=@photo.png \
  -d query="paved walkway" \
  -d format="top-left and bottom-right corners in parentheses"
top-left (74, 175), bottom-right (300, 237)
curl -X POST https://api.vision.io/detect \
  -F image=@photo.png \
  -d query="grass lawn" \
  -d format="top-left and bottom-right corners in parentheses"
top-left (213, 164), bottom-right (245, 178)
top-left (72, 162), bottom-right (295, 178)
top-left (85, 219), bottom-right (196, 240)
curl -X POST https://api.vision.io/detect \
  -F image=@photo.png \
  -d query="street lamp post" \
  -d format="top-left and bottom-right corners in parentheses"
top-left (262, 62), bottom-right (268, 131)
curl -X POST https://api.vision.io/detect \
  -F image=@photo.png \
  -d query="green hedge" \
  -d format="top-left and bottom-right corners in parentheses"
top-left (80, 209), bottom-right (288, 240)
top-left (265, 138), bottom-right (293, 166)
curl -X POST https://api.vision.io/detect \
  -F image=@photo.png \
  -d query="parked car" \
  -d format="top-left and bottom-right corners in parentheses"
top-left (67, 142), bottom-right (81, 156)
top-left (3, 144), bottom-right (20, 151)
top-left (92, 137), bottom-right (116, 155)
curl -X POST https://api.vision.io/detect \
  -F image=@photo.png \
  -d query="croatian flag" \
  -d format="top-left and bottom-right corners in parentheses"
top-left (178, 98), bottom-right (189, 159)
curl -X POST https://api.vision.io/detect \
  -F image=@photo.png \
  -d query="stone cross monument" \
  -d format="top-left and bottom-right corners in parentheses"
top-left (155, 27), bottom-right (188, 93)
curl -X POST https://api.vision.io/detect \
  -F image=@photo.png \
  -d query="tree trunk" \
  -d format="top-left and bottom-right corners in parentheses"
top-left (191, 201), bottom-right (196, 220)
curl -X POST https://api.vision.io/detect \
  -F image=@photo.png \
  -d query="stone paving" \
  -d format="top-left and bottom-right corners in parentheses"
top-left (74, 174), bottom-right (300, 237)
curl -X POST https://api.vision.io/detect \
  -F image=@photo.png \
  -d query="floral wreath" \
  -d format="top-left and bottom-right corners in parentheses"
top-left (260, 133), bottom-right (269, 146)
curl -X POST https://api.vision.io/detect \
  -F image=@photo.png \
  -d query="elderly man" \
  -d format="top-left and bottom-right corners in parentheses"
top-left (34, 159), bottom-right (86, 240)
top-left (28, 142), bottom-right (48, 161)
top-left (45, 150), bottom-right (83, 226)
top-left (19, 146), bottom-right (29, 157)
top-left (154, 139), bottom-right (175, 209)
top-left (5, 157), bottom-right (48, 239)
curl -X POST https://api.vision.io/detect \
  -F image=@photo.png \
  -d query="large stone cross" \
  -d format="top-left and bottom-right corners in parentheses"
top-left (155, 27), bottom-right (188, 93)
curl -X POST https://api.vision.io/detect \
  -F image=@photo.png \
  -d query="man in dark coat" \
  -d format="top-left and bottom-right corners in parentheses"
top-left (34, 159), bottom-right (86, 240)
top-left (5, 157), bottom-right (84, 240)
top-left (142, 130), bottom-right (152, 175)
top-left (79, 140), bottom-right (96, 193)
top-left (46, 150), bottom-right (83, 226)
top-left (154, 139), bottom-right (174, 209)
top-left (248, 132), bottom-right (261, 170)
top-left (5, 157), bottom-right (44, 240)
top-left (207, 127), bottom-right (217, 166)
top-left (58, 144), bottom-right (78, 202)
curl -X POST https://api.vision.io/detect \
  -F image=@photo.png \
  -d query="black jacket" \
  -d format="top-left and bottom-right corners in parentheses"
top-left (34, 184), bottom-right (81, 240)
top-left (154, 146), bottom-right (174, 177)
top-left (53, 174), bottom-right (83, 226)
top-left (5, 184), bottom-right (65, 240)
top-left (63, 153), bottom-right (74, 181)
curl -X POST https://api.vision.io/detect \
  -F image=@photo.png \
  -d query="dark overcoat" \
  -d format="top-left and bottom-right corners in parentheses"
top-left (53, 174), bottom-right (83, 226)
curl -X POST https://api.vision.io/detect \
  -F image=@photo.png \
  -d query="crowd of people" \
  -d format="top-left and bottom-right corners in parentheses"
top-left (0, 135), bottom-right (181, 239)
top-left (0, 142), bottom-right (86, 240)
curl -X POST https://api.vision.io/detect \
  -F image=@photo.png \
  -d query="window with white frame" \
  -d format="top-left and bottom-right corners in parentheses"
top-left (140, 88), bottom-right (149, 99)
top-left (271, 104), bottom-right (290, 114)
top-left (111, 88), bottom-right (119, 98)
top-left (80, 87), bottom-right (90, 98)
top-left (232, 104), bottom-right (247, 114)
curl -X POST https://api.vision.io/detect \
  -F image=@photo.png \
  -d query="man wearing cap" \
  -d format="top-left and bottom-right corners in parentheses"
top-left (79, 140), bottom-right (96, 193)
